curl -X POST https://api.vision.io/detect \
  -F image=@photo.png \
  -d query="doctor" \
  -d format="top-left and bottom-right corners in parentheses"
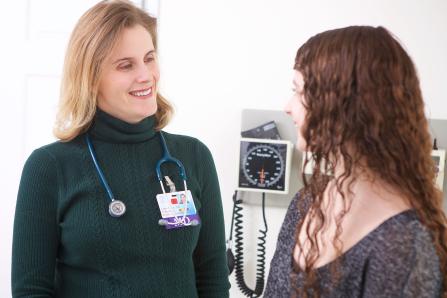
top-left (12, 1), bottom-right (230, 297)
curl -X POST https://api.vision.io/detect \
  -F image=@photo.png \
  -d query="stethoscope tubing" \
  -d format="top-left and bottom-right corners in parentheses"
top-left (86, 131), bottom-right (192, 223)
top-left (156, 131), bottom-right (187, 182)
top-left (86, 134), bottom-right (115, 202)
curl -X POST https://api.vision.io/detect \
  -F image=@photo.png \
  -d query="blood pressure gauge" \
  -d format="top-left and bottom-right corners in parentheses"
top-left (237, 138), bottom-right (293, 194)
top-left (431, 149), bottom-right (446, 192)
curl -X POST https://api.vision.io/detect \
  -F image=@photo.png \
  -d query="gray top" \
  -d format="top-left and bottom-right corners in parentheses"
top-left (264, 192), bottom-right (443, 298)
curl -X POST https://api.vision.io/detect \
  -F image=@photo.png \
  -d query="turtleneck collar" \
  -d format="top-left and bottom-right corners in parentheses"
top-left (88, 109), bottom-right (157, 143)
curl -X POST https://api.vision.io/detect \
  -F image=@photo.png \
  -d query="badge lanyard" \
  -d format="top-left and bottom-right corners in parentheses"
top-left (86, 132), bottom-right (200, 228)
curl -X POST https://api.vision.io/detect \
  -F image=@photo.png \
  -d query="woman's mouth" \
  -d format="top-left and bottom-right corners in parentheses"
top-left (129, 87), bottom-right (152, 99)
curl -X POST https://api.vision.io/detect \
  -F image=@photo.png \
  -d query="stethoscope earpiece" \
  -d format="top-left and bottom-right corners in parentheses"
top-left (158, 219), bottom-right (169, 226)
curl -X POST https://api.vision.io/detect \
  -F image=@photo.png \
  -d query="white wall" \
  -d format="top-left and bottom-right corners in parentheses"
top-left (1, 0), bottom-right (446, 297)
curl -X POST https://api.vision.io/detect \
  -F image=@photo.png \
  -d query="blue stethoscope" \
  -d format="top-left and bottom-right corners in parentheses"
top-left (85, 131), bottom-right (188, 219)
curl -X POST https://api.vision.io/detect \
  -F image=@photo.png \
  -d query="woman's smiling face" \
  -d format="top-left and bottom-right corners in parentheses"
top-left (97, 25), bottom-right (159, 123)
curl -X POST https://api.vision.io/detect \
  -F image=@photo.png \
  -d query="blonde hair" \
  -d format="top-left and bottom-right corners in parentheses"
top-left (54, 0), bottom-right (173, 141)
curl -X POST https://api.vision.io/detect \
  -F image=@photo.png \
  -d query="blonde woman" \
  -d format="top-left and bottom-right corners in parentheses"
top-left (12, 1), bottom-right (230, 297)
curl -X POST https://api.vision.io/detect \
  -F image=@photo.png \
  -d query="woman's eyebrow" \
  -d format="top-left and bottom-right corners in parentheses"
top-left (113, 57), bottom-right (132, 64)
top-left (113, 50), bottom-right (155, 64)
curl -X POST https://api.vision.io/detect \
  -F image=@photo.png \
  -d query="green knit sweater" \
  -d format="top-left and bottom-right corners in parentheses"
top-left (12, 110), bottom-right (230, 298)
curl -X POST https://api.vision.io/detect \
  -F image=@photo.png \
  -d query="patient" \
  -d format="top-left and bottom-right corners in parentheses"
top-left (264, 25), bottom-right (446, 298)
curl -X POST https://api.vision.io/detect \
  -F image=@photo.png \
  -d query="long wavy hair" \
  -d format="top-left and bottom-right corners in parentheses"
top-left (54, 0), bottom-right (173, 141)
top-left (292, 26), bottom-right (447, 297)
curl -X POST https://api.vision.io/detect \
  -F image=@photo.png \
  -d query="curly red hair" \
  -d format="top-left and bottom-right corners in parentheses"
top-left (292, 26), bottom-right (447, 297)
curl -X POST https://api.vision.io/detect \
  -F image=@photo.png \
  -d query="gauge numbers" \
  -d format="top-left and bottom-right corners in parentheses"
top-left (238, 139), bottom-right (292, 193)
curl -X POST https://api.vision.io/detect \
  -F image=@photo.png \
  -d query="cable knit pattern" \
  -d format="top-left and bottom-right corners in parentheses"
top-left (264, 192), bottom-right (442, 298)
top-left (12, 110), bottom-right (230, 298)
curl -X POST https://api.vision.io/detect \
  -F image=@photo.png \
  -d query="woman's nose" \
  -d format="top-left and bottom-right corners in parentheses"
top-left (135, 63), bottom-right (151, 83)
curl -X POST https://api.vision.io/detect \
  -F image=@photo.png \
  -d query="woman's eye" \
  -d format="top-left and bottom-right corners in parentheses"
top-left (118, 63), bottom-right (132, 70)
top-left (145, 56), bottom-right (155, 63)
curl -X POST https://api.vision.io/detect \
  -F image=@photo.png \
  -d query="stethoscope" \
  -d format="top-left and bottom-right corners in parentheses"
top-left (86, 131), bottom-right (197, 226)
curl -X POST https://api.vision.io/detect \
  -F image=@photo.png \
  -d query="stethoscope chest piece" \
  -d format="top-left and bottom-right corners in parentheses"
top-left (109, 200), bottom-right (126, 217)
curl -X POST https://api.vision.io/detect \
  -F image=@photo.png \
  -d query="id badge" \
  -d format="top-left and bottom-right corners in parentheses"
top-left (156, 190), bottom-right (200, 229)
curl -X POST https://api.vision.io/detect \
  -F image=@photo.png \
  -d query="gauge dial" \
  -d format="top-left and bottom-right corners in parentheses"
top-left (238, 140), bottom-right (288, 191)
